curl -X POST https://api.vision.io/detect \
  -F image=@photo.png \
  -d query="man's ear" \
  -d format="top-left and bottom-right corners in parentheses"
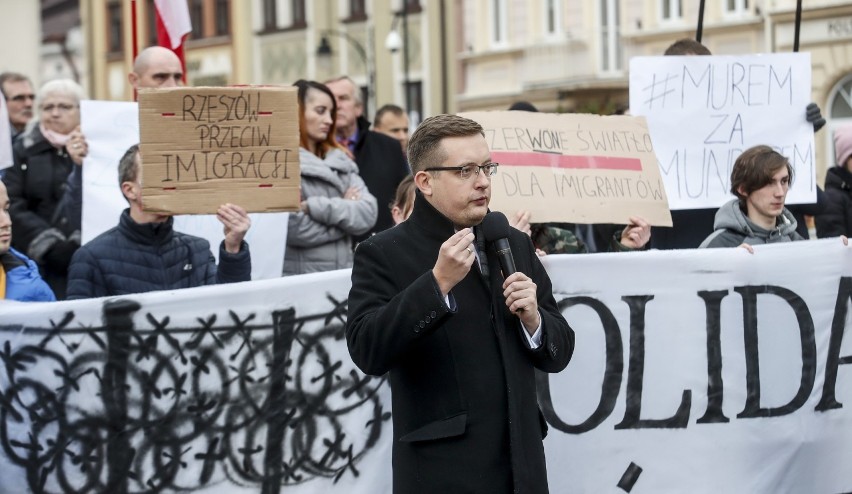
top-left (121, 181), bottom-right (138, 202)
top-left (736, 185), bottom-right (747, 199)
top-left (128, 72), bottom-right (139, 90)
top-left (414, 171), bottom-right (433, 197)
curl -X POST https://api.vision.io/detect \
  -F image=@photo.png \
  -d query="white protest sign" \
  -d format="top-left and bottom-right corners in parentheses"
top-left (1, 240), bottom-right (851, 493)
top-left (80, 100), bottom-right (288, 279)
top-left (0, 91), bottom-right (13, 170)
top-left (630, 53), bottom-right (816, 210)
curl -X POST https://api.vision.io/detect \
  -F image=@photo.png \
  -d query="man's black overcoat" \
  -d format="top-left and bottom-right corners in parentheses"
top-left (347, 193), bottom-right (574, 494)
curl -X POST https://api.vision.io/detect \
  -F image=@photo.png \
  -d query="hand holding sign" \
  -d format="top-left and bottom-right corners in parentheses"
top-left (217, 203), bottom-right (250, 253)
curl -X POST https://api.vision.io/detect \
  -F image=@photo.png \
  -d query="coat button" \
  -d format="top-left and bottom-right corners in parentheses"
top-left (425, 315), bottom-right (431, 323)
top-left (419, 321), bottom-right (426, 328)
top-left (430, 310), bottom-right (437, 318)
top-left (414, 325), bottom-right (421, 333)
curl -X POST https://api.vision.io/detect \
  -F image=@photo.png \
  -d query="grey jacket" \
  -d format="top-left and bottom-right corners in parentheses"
top-left (699, 199), bottom-right (803, 248)
top-left (283, 148), bottom-right (377, 275)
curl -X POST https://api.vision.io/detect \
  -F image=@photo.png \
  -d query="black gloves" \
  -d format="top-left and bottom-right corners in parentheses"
top-left (43, 240), bottom-right (79, 273)
top-left (806, 102), bottom-right (826, 133)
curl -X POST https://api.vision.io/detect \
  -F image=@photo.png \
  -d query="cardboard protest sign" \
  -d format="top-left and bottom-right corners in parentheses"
top-left (0, 93), bottom-right (12, 170)
top-left (138, 86), bottom-right (300, 214)
top-left (461, 111), bottom-right (672, 226)
top-left (629, 53), bottom-right (815, 210)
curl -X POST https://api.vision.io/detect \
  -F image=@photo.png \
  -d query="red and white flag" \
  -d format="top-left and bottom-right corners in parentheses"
top-left (153, 0), bottom-right (192, 81)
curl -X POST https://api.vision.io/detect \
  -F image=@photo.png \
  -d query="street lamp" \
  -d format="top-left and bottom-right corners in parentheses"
top-left (316, 30), bottom-right (375, 116)
top-left (385, 8), bottom-right (411, 120)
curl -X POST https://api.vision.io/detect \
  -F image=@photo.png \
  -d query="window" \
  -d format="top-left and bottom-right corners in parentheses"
top-left (600, 0), bottom-right (621, 72)
top-left (350, 0), bottom-right (366, 19)
top-left (725, 0), bottom-right (749, 14)
top-left (490, 0), bottom-right (507, 46)
top-left (830, 74), bottom-right (852, 119)
top-left (405, 81), bottom-right (423, 127)
top-left (262, 0), bottom-right (277, 30)
top-left (292, 0), bottom-right (305, 26)
top-left (215, 0), bottom-right (230, 36)
top-left (107, 2), bottom-right (123, 54)
top-left (544, 0), bottom-right (561, 37)
top-left (405, 0), bottom-right (422, 13)
top-left (189, 0), bottom-right (204, 38)
top-left (661, 0), bottom-right (682, 21)
top-left (147, 0), bottom-right (158, 46)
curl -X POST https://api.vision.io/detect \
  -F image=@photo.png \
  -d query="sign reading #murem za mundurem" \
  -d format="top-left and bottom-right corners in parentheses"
top-left (138, 86), bottom-right (300, 215)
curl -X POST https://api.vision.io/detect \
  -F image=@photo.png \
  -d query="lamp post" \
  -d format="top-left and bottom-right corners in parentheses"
top-left (385, 7), bottom-right (411, 119)
top-left (316, 30), bottom-right (375, 116)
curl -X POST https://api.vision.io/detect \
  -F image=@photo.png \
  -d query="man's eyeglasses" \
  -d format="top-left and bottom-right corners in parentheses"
top-left (7, 94), bottom-right (35, 103)
top-left (424, 163), bottom-right (500, 180)
top-left (41, 103), bottom-right (77, 113)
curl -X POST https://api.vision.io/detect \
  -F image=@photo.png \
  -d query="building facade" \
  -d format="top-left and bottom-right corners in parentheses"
top-left (81, 0), bottom-right (455, 126)
top-left (457, 0), bottom-right (852, 180)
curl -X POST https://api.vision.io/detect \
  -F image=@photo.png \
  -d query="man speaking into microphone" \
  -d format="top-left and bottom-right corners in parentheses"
top-left (346, 114), bottom-right (573, 493)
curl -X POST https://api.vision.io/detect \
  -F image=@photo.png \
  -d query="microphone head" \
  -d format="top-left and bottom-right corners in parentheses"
top-left (481, 211), bottom-right (511, 242)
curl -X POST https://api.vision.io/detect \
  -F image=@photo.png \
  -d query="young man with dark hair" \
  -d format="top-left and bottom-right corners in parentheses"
top-left (700, 145), bottom-right (802, 248)
top-left (0, 180), bottom-right (55, 301)
top-left (346, 114), bottom-right (573, 493)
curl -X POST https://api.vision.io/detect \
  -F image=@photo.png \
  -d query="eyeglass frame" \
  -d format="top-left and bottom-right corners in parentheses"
top-left (423, 163), bottom-right (500, 180)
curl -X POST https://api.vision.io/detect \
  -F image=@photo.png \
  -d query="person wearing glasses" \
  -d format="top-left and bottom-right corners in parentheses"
top-left (2, 79), bottom-right (87, 299)
top-left (346, 114), bottom-right (573, 493)
top-left (284, 80), bottom-right (377, 276)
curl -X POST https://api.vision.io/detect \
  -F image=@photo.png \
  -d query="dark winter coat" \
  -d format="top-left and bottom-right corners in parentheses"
top-left (66, 209), bottom-right (250, 299)
top-left (346, 192), bottom-right (574, 494)
top-left (351, 116), bottom-right (410, 240)
top-left (815, 166), bottom-right (852, 238)
top-left (5, 126), bottom-right (80, 298)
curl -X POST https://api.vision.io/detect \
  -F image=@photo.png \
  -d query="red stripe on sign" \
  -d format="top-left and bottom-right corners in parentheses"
top-left (258, 184), bottom-right (273, 188)
top-left (162, 187), bottom-right (176, 190)
top-left (161, 112), bottom-right (176, 117)
top-left (490, 151), bottom-right (642, 171)
top-left (258, 111), bottom-right (273, 116)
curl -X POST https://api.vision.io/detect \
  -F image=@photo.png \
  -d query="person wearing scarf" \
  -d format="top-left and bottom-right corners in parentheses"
top-left (3, 78), bottom-right (87, 299)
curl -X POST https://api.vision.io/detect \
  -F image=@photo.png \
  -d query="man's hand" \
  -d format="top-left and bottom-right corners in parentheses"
top-left (510, 210), bottom-right (532, 237)
top-left (67, 126), bottom-right (88, 165)
top-left (620, 216), bottom-right (651, 249)
top-left (218, 203), bottom-right (251, 253)
top-left (502, 272), bottom-right (540, 335)
top-left (432, 228), bottom-right (476, 296)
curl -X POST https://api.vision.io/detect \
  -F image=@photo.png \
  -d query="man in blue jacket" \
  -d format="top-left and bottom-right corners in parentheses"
top-left (0, 180), bottom-right (55, 301)
top-left (66, 145), bottom-right (252, 299)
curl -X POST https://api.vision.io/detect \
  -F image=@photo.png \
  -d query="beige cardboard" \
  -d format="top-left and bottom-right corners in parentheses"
top-left (138, 86), bottom-right (300, 214)
top-left (460, 111), bottom-right (673, 226)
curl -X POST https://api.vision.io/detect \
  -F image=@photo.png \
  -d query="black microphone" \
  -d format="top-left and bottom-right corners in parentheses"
top-left (481, 211), bottom-right (516, 278)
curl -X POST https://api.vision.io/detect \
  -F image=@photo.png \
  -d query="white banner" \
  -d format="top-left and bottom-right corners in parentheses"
top-left (1, 240), bottom-right (851, 493)
top-left (629, 53), bottom-right (816, 210)
top-left (0, 90), bottom-right (12, 170)
top-left (80, 100), bottom-right (289, 279)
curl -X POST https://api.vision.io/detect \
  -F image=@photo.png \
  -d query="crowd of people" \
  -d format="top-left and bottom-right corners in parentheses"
top-left (2, 37), bottom-right (851, 493)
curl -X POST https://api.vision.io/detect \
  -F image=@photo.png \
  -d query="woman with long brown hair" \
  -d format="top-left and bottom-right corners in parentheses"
top-left (283, 80), bottom-right (377, 275)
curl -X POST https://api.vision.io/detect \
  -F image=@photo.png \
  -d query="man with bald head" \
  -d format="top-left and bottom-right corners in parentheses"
top-left (128, 46), bottom-right (184, 89)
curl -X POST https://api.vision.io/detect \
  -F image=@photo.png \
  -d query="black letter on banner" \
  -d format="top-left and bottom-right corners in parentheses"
top-left (736, 285), bottom-right (816, 418)
top-left (816, 277), bottom-right (852, 411)
top-left (536, 296), bottom-right (623, 434)
top-left (697, 290), bottom-right (730, 424)
top-left (615, 295), bottom-right (691, 429)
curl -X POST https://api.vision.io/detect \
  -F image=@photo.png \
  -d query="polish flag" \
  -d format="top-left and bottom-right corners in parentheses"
top-left (153, 0), bottom-right (192, 82)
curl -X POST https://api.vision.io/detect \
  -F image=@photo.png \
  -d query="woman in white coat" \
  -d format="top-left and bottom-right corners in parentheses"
top-left (283, 80), bottom-right (377, 275)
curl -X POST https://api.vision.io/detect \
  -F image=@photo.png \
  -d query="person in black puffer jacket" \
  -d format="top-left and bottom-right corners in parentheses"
top-left (66, 145), bottom-right (251, 299)
top-left (4, 79), bottom-right (89, 299)
top-left (816, 125), bottom-right (852, 238)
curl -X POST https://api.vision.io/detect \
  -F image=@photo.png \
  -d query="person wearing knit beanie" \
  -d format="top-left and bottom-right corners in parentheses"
top-left (834, 125), bottom-right (852, 169)
top-left (815, 126), bottom-right (852, 238)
